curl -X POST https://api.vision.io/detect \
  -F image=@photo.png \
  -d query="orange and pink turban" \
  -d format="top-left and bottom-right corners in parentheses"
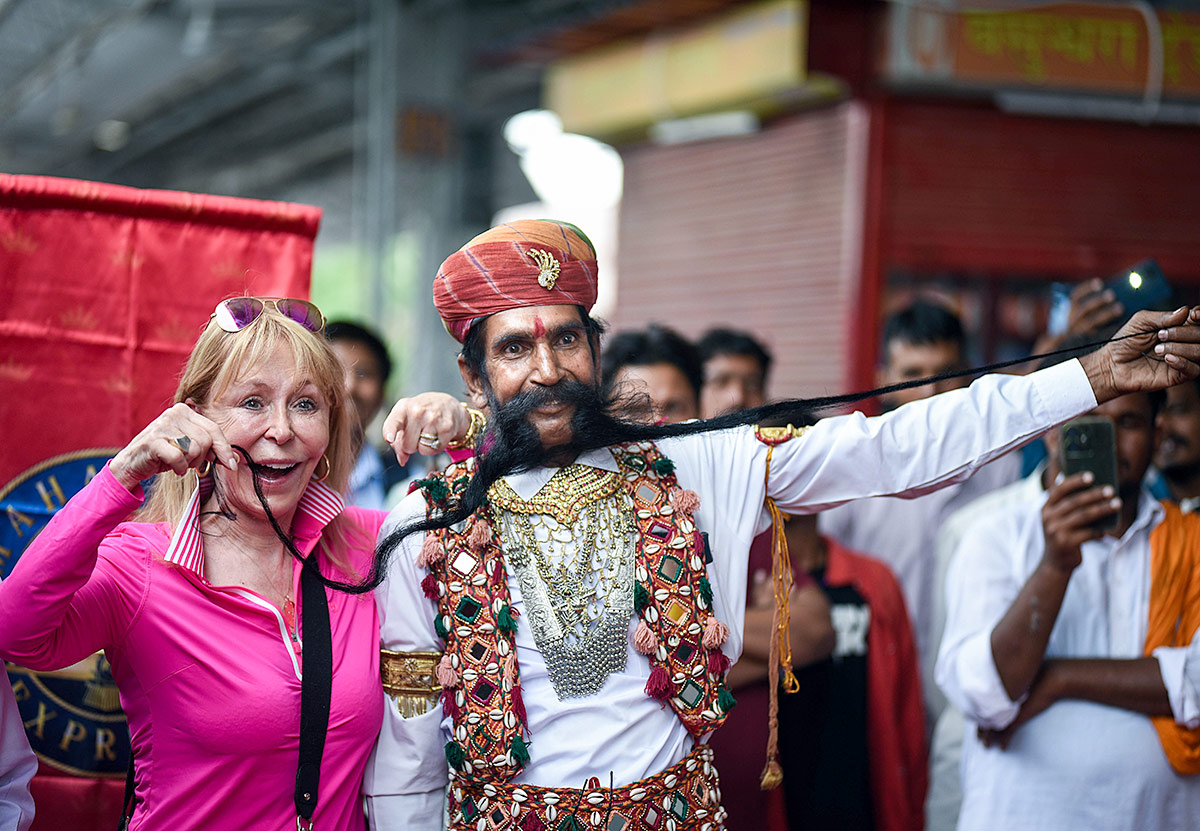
top-left (433, 219), bottom-right (598, 342)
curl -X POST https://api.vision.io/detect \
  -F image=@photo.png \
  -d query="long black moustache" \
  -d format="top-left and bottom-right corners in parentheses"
top-left (362, 332), bottom-right (1139, 595)
top-left (204, 444), bottom-right (378, 592)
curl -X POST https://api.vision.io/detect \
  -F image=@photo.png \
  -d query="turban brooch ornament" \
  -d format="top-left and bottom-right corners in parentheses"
top-left (528, 248), bottom-right (561, 291)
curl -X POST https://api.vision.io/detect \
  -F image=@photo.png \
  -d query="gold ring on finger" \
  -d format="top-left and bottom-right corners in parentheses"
top-left (172, 435), bottom-right (192, 453)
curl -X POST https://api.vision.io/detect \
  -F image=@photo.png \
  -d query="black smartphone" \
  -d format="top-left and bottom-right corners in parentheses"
top-left (1106, 259), bottom-right (1172, 316)
top-left (1058, 416), bottom-right (1119, 531)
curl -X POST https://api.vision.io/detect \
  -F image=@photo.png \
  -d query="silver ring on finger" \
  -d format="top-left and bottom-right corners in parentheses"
top-left (172, 435), bottom-right (192, 453)
top-left (418, 432), bottom-right (440, 449)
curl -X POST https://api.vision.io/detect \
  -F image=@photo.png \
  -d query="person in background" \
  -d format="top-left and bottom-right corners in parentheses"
top-left (774, 500), bottom-right (926, 831)
top-left (819, 300), bottom-right (1022, 701)
top-left (874, 300), bottom-right (969, 411)
top-left (693, 327), bottom-right (830, 829)
top-left (937, 379), bottom-right (1200, 830)
top-left (601, 324), bottom-right (703, 423)
top-left (711, 400), bottom-right (836, 831)
top-left (697, 328), bottom-right (771, 418)
top-left (326, 320), bottom-right (404, 509)
top-left (0, 665), bottom-right (36, 831)
top-left (1156, 377), bottom-right (1200, 512)
top-left (925, 296), bottom-right (1126, 831)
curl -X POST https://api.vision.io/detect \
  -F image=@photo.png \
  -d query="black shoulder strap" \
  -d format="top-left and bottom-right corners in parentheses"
top-left (296, 557), bottom-right (333, 829)
top-left (118, 751), bottom-right (135, 830)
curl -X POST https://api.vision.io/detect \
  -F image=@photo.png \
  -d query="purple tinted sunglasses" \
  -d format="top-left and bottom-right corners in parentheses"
top-left (212, 297), bottom-right (325, 334)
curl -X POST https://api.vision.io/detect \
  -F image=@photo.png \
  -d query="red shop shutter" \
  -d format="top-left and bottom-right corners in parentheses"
top-left (615, 102), bottom-right (869, 399)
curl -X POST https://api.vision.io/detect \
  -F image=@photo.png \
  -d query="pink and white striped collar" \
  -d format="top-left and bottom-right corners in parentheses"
top-left (163, 473), bottom-right (345, 577)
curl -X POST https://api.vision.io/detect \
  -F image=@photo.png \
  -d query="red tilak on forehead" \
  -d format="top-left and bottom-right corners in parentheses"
top-left (532, 315), bottom-right (546, 338)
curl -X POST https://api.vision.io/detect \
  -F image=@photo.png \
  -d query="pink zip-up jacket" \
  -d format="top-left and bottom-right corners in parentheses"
top-left (0, 463), bottom-right (385, 830)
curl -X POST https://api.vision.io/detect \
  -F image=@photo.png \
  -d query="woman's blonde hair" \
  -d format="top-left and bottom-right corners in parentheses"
top-left (140, 303), bottom-right (362, 579)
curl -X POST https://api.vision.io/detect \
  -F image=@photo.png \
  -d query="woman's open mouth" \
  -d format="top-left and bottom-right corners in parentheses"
top-left (249, 460), bottom-right (300, 482)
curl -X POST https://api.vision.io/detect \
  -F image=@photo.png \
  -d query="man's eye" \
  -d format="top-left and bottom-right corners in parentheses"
top-left (559, 332), bottom-right (578, 345)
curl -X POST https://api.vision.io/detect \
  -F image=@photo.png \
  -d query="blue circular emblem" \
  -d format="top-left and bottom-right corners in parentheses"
top-left (1, 449), bottom-right (130, 777)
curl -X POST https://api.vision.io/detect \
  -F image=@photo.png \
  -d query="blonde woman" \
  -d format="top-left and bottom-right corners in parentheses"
top-left (0, 298), bottom-right (386, 829)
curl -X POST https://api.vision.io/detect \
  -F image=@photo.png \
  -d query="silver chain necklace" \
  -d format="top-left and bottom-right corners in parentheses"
top-left (498, 492), bottom-right (637, 699)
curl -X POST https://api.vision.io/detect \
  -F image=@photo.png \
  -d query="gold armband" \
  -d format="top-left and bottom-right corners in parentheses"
top-left (380, 649), bottom-right (443, 717)
top-left (446, 405), bottom-right (486, 450)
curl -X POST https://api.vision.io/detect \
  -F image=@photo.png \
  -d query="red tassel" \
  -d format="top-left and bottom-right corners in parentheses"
top-left (707, 649), bottom-right (731, 676)
top-left (492, 557), bottom-right (506, 584)
top-left (645, 665), bottom-right (673, 702)
top-left (469, 518), bottom-right (493, 552)
top-left (513, 683), bottom-right (528, 726)
top-left (521, 812), bottom-right (545, 831)
top-left (420, 572), bottom-right (439, 600)
top-left (441, 687), bottom-right (460, 720)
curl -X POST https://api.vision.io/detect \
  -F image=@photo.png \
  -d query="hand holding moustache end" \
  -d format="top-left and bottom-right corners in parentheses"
top-left (109, 402), bottom-right (237, 492)
top-left (1080, 307), bottom-right (1200, 403)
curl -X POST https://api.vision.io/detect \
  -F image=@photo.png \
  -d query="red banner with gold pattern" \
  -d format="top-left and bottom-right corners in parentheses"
top-left (0, 174), bottom-right (321, 486)
top-left (0, 174), bottom-right (320, 830)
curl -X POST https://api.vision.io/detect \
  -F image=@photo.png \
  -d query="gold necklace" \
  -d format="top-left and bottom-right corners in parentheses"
top-left (232, 545), bottom-right (296, 639)
top-left (489, 463), bottom-right (623, 525)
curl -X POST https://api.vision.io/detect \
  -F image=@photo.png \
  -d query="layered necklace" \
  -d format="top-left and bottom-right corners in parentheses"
top-left (490, 463), bottom-right (637, 699)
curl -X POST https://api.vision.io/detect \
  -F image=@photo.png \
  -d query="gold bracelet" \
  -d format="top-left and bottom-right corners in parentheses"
top-left (446, 404), bottom-right (486, 450)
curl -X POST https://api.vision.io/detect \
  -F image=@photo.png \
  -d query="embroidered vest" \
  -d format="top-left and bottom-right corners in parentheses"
top-left (416, 442), bottom-right (735, 785)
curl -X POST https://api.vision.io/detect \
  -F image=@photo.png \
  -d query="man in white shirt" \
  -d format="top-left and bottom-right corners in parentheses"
top-left (327, 320), bottom-right (396, 509)
top-left (365, 219), bottom-right (1200, 831)
top-left (937, 389), bottom-right (1200, 831)
top-left (1156, 377), bottom-right (1200, 512)
top-left (1, 667), bottom-right (37, 830)
top-left (820, 301), bottom-right (1021, 686)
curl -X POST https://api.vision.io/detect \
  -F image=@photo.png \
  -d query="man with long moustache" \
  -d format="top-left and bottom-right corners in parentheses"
top-left (364, 219), bottom-right (1200, 831)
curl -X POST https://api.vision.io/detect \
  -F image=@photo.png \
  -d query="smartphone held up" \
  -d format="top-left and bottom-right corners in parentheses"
top-left (1059, 416), bottom-right (1120, 532)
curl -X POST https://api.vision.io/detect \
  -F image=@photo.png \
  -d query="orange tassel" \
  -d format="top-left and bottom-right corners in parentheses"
top-left (633, 620), bottom-right (658, 655)
top-left (671, 488), bottom-right (700, 515)
top-left (469, 518), bottom-right (493, 552)
top-left (436, 654), bottom-right (459, 688)
top-left (702, 617), bottom-right (729, 650)
top-left (418, 535), bottom-right (443, 568)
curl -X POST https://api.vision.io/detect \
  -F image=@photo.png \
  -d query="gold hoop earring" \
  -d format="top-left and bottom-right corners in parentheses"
top-left (197, 460), bottom-right (213, 478)
top-left (313, 454), bottom-right (330, 482)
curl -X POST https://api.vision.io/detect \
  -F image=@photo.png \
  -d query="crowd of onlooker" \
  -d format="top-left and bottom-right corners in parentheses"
top-left (595, 283), bottom-right (1200, 831)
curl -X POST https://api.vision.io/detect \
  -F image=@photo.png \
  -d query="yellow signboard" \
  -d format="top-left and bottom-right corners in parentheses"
top-left (547, 0), bottom-right (808, 139)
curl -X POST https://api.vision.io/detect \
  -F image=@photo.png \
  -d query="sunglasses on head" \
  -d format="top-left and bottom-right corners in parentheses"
top-left (212, 297), bottom-right (325, 334)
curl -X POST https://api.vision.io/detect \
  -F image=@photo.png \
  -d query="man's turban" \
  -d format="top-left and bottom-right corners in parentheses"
top-left (433, 219), bottom-right (599, 342)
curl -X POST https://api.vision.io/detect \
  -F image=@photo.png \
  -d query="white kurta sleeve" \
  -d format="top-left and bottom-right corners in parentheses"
top-left (0, 667), bottom-right (36, 831)
top-left (1152, 629), bottom-right (1200, 728)
top-left (935, 512), bottom-right (1028, 729)
top-left (364, 491), bottom-right (448, 829)
top-left (665, 360), bottom-right (1092, 667)
top-left (762, 359), bottom-right (1094, 514)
